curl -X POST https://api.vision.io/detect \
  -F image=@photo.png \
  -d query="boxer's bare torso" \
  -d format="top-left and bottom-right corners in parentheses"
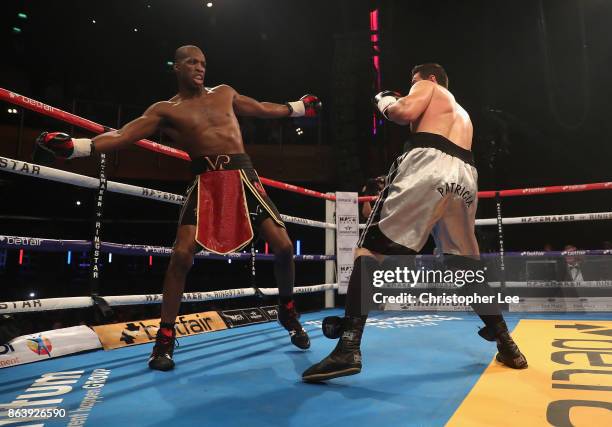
top-left (409, 82), bottom-right (473, 151)
top-left (159, 85), bottom-right (246, 157)
top-left (387, 74), bottom-right (473, 151)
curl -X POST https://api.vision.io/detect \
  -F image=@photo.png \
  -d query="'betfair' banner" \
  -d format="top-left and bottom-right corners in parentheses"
top-left (93, 311), bottom-right (227, 350)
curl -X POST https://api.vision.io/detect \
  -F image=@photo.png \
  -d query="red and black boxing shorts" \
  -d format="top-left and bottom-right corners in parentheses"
top-left (178, 153), bottom-right (284, 254)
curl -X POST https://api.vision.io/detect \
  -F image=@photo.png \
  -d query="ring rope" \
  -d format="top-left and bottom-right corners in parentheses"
top-left (1, 87), bottom-right (610, 203)
top-left (1, 235), bottom-right (608, 258)
top-left (0, 88), bottom-right (189, 161)
top-left (4, 280), bottom-right (612, 314)
top-left (0, 284), bottom-right (339, 314)
top-left (0, 156), bottom-right (332, 229)
top-left (474, 212), bottom-right (612, 226)
top-left (1, 155), bottom-right (611, 230)
top-left (0, 235), bottom-right (336, 261)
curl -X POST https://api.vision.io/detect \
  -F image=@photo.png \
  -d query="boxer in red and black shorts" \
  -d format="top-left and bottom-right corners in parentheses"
top-left (36, 45), bottom-right (322, 371)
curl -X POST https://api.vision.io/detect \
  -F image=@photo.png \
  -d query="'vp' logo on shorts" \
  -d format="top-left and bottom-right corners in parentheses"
top-left (203, 155), bottom-right (231, 171)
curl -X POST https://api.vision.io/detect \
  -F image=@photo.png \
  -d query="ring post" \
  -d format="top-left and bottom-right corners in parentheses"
top-left (324, 194), bottom-right (335, 308)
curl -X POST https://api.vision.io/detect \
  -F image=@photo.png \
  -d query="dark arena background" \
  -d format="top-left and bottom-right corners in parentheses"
top-left (0, 1), bottom-right (611, 427)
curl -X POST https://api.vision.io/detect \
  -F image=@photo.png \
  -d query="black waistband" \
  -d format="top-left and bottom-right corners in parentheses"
top-left (191, 153), bottom-right (253, 174)
top-left (407, 132), bottom-right (474, 166)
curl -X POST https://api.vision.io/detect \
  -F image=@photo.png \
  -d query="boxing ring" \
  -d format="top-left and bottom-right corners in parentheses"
top-left (1, 89), bottom-right (612, 426)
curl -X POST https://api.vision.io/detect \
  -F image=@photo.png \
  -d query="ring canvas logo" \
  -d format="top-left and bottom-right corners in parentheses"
top-left (0, 368), bottom-right (111, 425)
top-left (448, 319), bottom-right (612, 427)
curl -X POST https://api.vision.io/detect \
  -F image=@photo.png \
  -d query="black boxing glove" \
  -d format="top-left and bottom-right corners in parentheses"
top-left (322, 316), bottom-right (344, 339)
top-left (36, 132), bottom-right (94, 159)
top-left (374, 90), bottom-right (402, 119)
top-left (364, 176), bottom-right (386, 196)
top-left (287, 94), bottom-right (322, 118)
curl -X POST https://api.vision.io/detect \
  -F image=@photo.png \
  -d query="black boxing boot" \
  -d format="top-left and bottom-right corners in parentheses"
top-left (278, 300), bottom-right (310, 350)
top-left (302, 316), bottom-right (366, 382)
top-left (148, 324), bottom-right (178, 371)
top-left (487, 321), bottom-right (528, 369)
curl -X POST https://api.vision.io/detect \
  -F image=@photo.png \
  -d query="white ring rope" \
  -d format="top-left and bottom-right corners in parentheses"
top-left (404, 281), bottom-right (612, 289)
top-left (3, 156), bottom-right (611, 230)
top-left (0, 156), bottom-right (330, 229)
top-left (475, 212), bottom-right (612, 225)
top-left (4, 279), bottom-right (610, 314)
top-left (0, 284), bottom-right (339, 314)
top-left (1, 156), bottom-right (184, 204)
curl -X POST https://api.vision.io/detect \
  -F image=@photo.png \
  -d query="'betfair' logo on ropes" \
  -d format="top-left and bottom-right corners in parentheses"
top-left (0, 236), bottom-right (43, 246)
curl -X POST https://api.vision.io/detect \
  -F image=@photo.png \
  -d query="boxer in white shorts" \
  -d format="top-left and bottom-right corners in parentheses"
top-left (303, 63), bottom-right (527, 383)
top-left (359, 131), bottom-right (479, 257)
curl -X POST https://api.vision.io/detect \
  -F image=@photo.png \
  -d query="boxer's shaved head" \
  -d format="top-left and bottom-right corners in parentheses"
top-left (174, 45), bottom-right (206, 91)
top-left (175, 45), bottom-right (204, 62)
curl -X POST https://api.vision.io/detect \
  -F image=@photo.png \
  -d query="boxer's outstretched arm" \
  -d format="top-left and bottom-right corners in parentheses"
top-left (36, 102), bottom-right (166, 160)
top-left (386, 80), bottom-right (435, 125)
top-left (233, 88), bottom-right (321, 119)
top-left (233, 93), bottom-right (291, 119)
top-left (92, 102), bottom-right (165, 152)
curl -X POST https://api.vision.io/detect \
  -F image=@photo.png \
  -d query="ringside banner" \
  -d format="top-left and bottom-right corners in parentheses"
top-left (220, 306), bottom-right (278, 328)
top-left (93, 311), bottom-right (226, 350)
top-left (0, 326), bottom-right (101, 369)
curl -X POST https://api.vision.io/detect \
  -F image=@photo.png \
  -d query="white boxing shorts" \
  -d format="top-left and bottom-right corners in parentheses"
top-left (358, 132), bottom-right (480, 256)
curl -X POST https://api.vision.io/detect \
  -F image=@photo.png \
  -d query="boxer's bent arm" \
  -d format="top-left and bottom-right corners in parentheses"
top-left (233, 94), bottom-right (290, 119)
top-left (386, 80), bottom-right (435, 125)
top-left (92, 103), bottom-right (165, 152)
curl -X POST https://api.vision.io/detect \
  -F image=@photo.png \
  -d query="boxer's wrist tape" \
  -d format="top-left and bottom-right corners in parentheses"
top-left (287, 100), bottom-right (305, 117)
top-left (377, 96), bottom-right (399, 117)
top-left (70, 138), bottom-right (93, 158)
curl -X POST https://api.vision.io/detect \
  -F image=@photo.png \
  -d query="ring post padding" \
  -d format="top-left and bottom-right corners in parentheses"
top-left (324, 194), bottom-right (335, 308)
